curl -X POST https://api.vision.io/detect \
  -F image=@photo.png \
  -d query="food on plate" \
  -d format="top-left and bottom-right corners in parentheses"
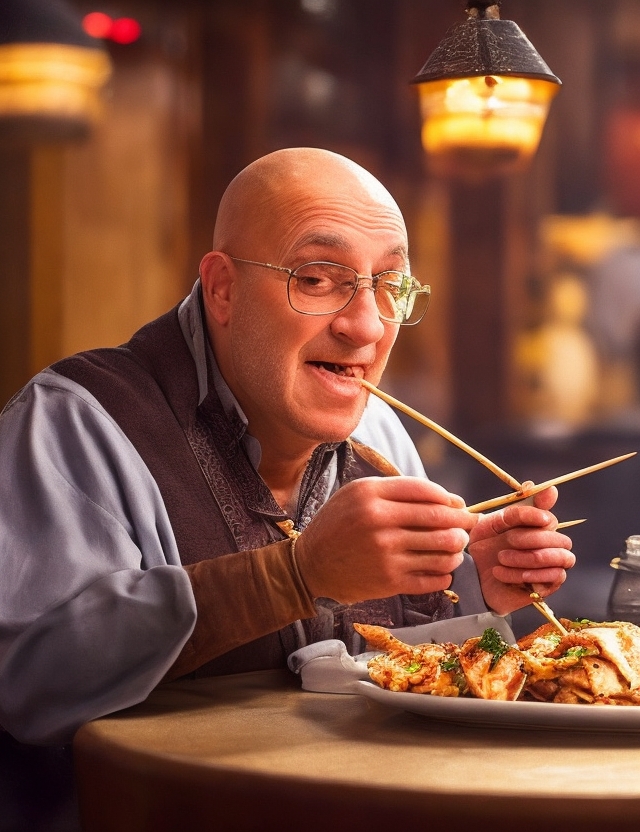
top-left (353, 619), bottom-right (640, 705)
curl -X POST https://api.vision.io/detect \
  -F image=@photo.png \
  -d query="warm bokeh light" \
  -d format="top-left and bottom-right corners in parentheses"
top-left (0, 42), bottom-right (112, 135)
top-left (82, 13), bottom-right (142, 45)
top-left (416, 75), bottom-right (560, 179)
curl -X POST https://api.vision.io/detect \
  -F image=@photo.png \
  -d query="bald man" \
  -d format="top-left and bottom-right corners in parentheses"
top-left (0, 148), bottom-right (574, 745)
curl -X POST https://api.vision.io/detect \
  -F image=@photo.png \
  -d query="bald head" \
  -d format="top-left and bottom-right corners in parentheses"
top-left (199, 145), bottom-right (408, 461)
top-left (212, 148), bottom-right (404, 255)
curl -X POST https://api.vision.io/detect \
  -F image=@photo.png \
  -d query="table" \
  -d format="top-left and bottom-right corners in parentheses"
top-left (74, 668), bottom-right (640, 832)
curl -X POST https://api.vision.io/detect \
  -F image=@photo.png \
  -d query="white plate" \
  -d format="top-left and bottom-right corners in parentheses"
top-left (357, 680), bottom-right (640, 732)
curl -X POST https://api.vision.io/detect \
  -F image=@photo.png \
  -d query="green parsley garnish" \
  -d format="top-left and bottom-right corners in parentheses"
top-left (564, 646), bottom-right (590, 658)
top-left (477, 627), bottom-right (511, 668)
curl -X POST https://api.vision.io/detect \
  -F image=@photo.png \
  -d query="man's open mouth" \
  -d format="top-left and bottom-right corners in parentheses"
top-left (309, 361), bottom-right (360, 378)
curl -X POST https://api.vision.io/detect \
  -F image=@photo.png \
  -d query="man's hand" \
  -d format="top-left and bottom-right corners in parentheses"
top-left (293, 477), bottom-right (478, 604)
top-left (467, 486), bottom-right (576, 615)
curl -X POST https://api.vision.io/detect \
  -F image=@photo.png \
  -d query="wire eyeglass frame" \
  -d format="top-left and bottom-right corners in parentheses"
top-left (228, 256), bottom-right (431, 325)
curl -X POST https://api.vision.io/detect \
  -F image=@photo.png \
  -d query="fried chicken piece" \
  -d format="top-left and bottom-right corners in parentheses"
top-left (457, 636), bottom-right (527, 701)
top-left (353, 623), bottom-right (414, 660)
top-left (354, 623), bottom-right (464, 695)
top-left (354, 620), bottom-right (640, 705)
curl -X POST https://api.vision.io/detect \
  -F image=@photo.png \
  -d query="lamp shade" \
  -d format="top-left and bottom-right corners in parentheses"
top-left (411, 6), bottom-right (561, 179)
top-left (0, 0), bottom-right (112, 141)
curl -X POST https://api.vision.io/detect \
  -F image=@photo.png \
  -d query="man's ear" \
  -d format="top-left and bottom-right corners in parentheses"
top-left (199, 251), bottom-right (234, 325)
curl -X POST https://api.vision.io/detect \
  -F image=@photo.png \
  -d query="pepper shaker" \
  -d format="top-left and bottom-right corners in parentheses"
top-left (607, 535), bottom-right (640, 624)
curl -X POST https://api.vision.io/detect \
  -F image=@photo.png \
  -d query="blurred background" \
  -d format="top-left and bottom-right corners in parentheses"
top-left (2, 0), bottom-right (640, 634)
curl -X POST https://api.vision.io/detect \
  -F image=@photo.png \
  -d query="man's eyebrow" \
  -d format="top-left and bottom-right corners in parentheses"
top-left (295, 232), bottom-right (353, 252)
top-left (388, 244), bottom-right (409, 260)
top-left (294, 234), bottom-right (408, 261)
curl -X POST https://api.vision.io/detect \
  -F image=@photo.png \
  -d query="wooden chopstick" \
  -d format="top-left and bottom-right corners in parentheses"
top-left (528, 590), bottom-right (569, 636)
top-left (555, 519), bottom-right (586, 530)
top-left (360, 380), bottom-right (522, 491)
top-left (359, 385), bottom-right (609, 638)
top-left (359, 383), bottom-right (632, 552)
top-left (467, 452), bottom-right (637, 514)
top-left (528, 518), bottom-right (586, 634)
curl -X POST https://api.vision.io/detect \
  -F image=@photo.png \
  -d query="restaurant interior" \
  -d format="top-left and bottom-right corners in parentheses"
top-left (4, 0), bottom-right (640, 631)
top-left (4, 0), bottom-right (640, 828)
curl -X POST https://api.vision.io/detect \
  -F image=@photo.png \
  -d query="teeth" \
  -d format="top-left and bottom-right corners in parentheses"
top-left (314, 361), bottom-right (357, 377)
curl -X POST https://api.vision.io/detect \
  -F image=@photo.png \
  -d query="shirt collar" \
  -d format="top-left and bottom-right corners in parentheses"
top-left (178, 279), bottom-right (210, 406)
top-left (178, 278), bottom-right (259, 463)
top-left (177, 277), bottom-right (341, 475)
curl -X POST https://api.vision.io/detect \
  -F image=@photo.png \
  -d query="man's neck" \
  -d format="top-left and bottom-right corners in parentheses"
top-left (258, 450), bottom-right (311, 516)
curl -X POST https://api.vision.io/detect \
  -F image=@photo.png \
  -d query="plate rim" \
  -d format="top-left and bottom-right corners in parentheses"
top-left (356, 679), bottom-right (640, 732)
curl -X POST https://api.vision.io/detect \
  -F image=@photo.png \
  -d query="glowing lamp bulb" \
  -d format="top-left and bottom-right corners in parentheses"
top-left (416, 75), bottom-right (560, 179)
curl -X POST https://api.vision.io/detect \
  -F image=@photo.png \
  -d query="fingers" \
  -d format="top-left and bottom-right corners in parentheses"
top-left (468, 492), bottom-right (576, 615)
top-left (497, 545), bottom-right (576, 574)
top-left (374, 475), bottom-right (468, 509)
top-left (349, 477), bottom-right (478, 534)
top-left (489, 544), bottom-right (576, 598)
top-left (531, 485), bottom-right (559, 511)
top-left (378, 503), bottom-right (476, 538)
top-left (374, 522), bottom-right (470, 555)
top-left (481, 498), bottom-right (564, 537)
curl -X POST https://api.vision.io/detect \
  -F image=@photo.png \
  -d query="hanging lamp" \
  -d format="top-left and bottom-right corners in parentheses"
top-left (0, 0), bottom-right (112, 141)
top-left (411, 1), bottom-right (561, 179)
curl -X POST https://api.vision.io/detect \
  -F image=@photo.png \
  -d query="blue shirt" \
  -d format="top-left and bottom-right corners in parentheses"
top-left (0, 281), bottom-right (485, 744)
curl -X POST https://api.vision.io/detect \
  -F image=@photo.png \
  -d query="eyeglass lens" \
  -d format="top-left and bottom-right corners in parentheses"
top-left (288, 263), bottom-right (429, 324)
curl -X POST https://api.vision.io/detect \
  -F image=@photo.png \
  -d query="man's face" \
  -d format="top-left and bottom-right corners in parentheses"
top-left (210, 178), bottom-right (409, 458)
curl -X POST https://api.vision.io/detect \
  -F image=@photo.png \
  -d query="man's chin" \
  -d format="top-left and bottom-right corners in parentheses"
top-left (305, 415), bottom-right (363, 445)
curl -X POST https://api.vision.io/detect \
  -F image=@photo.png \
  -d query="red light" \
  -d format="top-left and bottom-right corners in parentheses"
top-left (82, 13), bottom-right (142, 44)
top-left (82, 12), bottom-right (113, 39)
top-left (110, 18), bottom-right (142, 45)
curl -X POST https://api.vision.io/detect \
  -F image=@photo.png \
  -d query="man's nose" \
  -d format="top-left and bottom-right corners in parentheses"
top-left (330, 281), bottom-right (387, 344)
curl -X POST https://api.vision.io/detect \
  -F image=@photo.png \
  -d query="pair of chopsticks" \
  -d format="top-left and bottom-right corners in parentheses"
top-left (466, 454), bottom-right (636, 513)
top-left (528, 590), bottom-right (569, 636)
top-left (360, 379), bottom-right (637, 635)
top-left (361, 380), bottom-right (523, 492)
top-left (360, 379), bottom-right (635, 515)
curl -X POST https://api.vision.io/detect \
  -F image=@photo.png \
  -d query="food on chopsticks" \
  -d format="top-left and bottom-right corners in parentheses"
top-left (354, 619), bottom-right (640, 705)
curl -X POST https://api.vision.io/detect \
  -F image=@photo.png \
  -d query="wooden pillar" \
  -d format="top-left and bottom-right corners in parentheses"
top-left (0, 145), bottom-right (32, 408)
top-left (0, 142), bottom-right (66, 409)
top-left (448, 177), bottom-right (507, 434)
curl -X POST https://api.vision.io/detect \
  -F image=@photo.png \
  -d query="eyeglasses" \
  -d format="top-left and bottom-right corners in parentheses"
top-left (228, 257), bottom-right (431, 325)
